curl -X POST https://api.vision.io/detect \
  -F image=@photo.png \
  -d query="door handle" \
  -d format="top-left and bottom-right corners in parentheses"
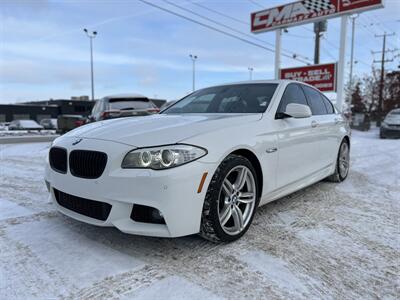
top-left (334, 118), bottom-right (342, 124)
top-left (311, 120), bottom-right (319, 128)
top-left (266, 147), bottom-right (278, 153)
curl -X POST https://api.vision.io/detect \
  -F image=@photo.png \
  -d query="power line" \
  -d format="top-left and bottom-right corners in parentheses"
top-left (370, 13), bottom-right (397, 35)
top-left (321, 44), bottom-right (336, 61)
top-left (191, 2), bottom-right (248, 26)
top-left (187, 1), bottom-right (312, 61)
top-left (138, 0), bottom-right (311, 64)
top-left (163, 0), bottom-right (300, 59)
top-left (321, 35), bottom-right (371, 68)
top-left (285, 33), bottom-right (313, 39)
top-left (247, 0), bottom-right (264, 9)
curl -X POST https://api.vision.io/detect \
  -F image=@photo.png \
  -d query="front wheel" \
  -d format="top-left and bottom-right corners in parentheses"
top-left (327, 139), bottom-right (350, 182)
top-left (200, 154), bottom-right (259, 243)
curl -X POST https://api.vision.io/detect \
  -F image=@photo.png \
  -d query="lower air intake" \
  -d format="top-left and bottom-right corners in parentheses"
top-left (53, 188), bottom-right (111, 221)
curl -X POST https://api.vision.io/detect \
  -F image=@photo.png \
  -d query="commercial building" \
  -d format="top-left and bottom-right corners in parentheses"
top-left (0, 96), bottom-right (166, 123)
top-left (0, 97), bottom-right (94, 123)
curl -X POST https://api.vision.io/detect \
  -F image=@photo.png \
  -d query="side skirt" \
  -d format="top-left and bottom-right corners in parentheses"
top-left (259, 164), bottom-right (334, 206)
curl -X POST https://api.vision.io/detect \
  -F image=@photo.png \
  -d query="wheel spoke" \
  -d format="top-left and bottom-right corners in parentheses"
top-left (219, 204), bottom-right (232, 226)
top-left (231, 205), bottom-right (244, 231)
top-left (235, 167), bottom-right (247, 190)
top-left (339, 143), bottom-right (350, 176)
top-left (218, 165), bottom-right (257, 236)
top-left (222, 179), bottom-right (234, 196)
top-left (238, 192), bottom-right (255, 204)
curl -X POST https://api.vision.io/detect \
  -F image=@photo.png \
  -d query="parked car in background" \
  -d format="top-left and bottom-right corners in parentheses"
top-left (8, 120), bottom-right (43, 131)
top-left (40, 118), bottom-right (58, 130)
top-left (57, 115), bottom-right (85, 134)
top-left (380, 108), bottom-right (400, 139)
top-left (46, 80), bottom-right (350, 242)
top-left (87, 94), bottom-right (160, 122)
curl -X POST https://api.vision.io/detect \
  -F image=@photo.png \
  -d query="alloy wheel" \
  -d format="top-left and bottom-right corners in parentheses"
top-left (217, 165), bottom-right (256, 236)
top-left (339, 142), bottom-right (350, 178)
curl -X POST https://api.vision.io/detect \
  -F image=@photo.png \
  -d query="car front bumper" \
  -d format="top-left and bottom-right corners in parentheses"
top-left (45, 137), bottom-right (213, 237)
top-left (380, 126), bottom-right (400, 138)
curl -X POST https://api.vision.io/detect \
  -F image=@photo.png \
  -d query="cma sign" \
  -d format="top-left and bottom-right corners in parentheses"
top-left (252, 3), bottom-right (326, 28)
top-left (251, 0), bottom-right (383, 33)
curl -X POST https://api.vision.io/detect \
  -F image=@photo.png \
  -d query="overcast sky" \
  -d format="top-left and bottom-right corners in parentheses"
top-left (1, 0), bottom-right (399, 103)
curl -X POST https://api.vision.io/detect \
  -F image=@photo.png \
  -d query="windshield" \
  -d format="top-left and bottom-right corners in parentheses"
top-left (162, 84), bottom-right (278, 114)
top-left (388, 110), bottom-right (400, 116)
top-left (108, 98), bottom-right (153, 110)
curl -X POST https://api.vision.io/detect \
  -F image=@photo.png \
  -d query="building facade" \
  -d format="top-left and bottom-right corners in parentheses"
top-left (0, 97), bottom-right (166, 123)
top-left (0, 99), bottom-right (95, 123)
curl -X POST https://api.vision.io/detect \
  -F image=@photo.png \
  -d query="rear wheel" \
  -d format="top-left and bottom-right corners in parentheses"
top-left (200, 154), bottom-right (259, 242)
top-left (327, 139), bottom-right (350, 182)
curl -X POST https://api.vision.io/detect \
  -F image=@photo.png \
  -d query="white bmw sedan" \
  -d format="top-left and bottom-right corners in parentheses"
top-left (45, 80), bottom-right (350, 242)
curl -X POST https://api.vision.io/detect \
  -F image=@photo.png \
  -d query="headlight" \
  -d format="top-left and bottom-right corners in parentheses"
top-left (121, 144), bottom-right (207, 170)
top-left (381, 121), bottom-right (388, 128)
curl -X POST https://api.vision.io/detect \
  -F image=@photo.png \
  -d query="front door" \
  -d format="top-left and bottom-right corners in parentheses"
top-left (274, 83), bottom-right (317, 189)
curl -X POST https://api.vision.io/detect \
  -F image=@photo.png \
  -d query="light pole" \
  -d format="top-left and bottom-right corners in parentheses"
top-left (248, 67), bottom-right (254, 80)
top-left (349, 14), bottom-right (358, 91)
top-left (83, 28), bottom-right (97, 101)
top-left (189, 54), bottom-right (197, 92)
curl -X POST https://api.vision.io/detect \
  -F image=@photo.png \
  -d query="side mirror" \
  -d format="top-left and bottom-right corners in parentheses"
top-left (285, 103), bottom-right (312, 118)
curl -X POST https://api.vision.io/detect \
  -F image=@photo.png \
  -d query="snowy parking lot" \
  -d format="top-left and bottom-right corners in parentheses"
top-left (0, 129), bottom-right (399, 299)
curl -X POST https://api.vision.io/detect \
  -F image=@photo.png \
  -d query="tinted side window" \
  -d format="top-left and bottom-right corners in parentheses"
top-left (277, 84), bottom-right (308, 114)
top-left (321, 95), bottom-right (335, 114)
top-left (302, 86), bottom-right (328, 115)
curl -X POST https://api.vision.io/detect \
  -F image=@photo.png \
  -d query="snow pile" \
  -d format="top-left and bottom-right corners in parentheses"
top-left (0, 130), bottom-right (57, 137)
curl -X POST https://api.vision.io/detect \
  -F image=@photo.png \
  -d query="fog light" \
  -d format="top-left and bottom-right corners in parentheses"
top-left (130, 204), bottom-right (166, 224)
top-left (151, 209), bottom-right (164, 222)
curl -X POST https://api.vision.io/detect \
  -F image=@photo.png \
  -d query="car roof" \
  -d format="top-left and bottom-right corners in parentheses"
top-left (200, 80), bottom-right (313, 89)
top-left (103, 93), bottom-right (148, 99)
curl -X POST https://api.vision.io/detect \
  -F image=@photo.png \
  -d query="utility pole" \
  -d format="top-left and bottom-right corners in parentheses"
top-left (189, 54), bottom-right (198, 92)
top-left (373, 32), bottom-right (395, 126)
top-left (313, 21), bottom-right (327, 65)
top-left (248, 67), bottom-right (254, 80)
top-left (83, 29), bottom-right (97, 101)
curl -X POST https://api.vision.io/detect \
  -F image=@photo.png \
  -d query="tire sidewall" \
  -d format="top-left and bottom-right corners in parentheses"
top-left (337, 140), bottom-right (350, 182)
top-left (206, 155), bottom-right (260, 242)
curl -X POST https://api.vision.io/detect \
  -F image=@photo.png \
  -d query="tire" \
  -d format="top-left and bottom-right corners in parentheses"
top-left (326, 139), bottom-right (350, 182)
top-left (200, 154), bottom-right (260, 243)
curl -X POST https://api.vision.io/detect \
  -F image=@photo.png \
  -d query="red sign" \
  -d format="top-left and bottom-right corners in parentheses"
top-left (251, 0), bottom-right (383, 33)
top-left (280, 63), bottom-right (337, 92)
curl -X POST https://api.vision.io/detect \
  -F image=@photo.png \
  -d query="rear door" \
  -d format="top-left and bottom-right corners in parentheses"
top-left (301, 85), bottom-right (337, 170)
top-left (274, 83), bottom-right (317, 188)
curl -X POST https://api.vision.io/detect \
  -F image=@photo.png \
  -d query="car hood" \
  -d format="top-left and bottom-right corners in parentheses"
top-left (64, 114), bottom-right (262, 147)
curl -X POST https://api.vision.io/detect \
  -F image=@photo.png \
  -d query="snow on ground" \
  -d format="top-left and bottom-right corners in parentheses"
top-left (0, 129), bottom-right (399, 299)
top-left (0, 130), bottom-right (57, 137)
